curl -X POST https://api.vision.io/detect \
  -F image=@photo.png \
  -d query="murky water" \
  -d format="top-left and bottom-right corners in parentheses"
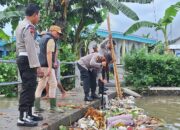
top-left (136, 96), bottom-right (180, 130)
top-left (0, 97), bottom-right (18, 109)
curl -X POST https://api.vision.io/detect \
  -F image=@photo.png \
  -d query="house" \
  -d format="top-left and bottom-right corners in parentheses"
top-left (0, 37), bottom-right (15, 58)
top-left (96, 29), bottom-right (157, 64)
top-left (169, 37), bottom-right (180, 57)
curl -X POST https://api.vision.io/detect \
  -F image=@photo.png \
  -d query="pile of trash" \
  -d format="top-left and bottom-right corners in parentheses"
top-left (104, 96), bottom-right (165, 130)
top-left (60, 96), bottom-right (165, 130)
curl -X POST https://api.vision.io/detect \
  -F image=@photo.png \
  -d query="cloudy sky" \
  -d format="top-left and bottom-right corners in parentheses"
top-left (1, 0), bottom-right (180, 41)
top-left (100, 0), bottom-right (180, 41)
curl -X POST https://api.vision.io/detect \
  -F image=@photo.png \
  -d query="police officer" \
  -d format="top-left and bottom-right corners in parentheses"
top-left (77, 51), bottom-right (107, 101)
top-left (16, 3), bottom-right (43, 127)
top-left (88, 41), bottom-right (100, 98)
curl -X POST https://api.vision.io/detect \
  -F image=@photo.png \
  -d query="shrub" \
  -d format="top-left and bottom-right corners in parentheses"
top-left (0, 52), bottom-right (18, 97)
top-left (59, 43), bottom-right (76, 90)
top-left (124, 49), bottom-right (180, 90)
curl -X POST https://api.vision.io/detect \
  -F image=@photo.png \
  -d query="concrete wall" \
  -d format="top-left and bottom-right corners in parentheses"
top-left (114, 39), bottom-right (145, 64)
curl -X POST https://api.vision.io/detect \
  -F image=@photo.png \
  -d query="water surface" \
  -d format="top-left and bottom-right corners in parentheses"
top-left (0, 97), bottom-right (18, 109)
top-left (136, 96), bottom-right (180, 130)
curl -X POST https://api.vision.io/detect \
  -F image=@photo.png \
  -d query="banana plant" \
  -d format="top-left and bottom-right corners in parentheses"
top-left (0, 28), bottom-right (9, 41)
top-left (124, 1), bottom-right (180, 52)
top-left (67, 0), bottom-right (154, 51)
top-left (0, 10), bottom-right (24, 21)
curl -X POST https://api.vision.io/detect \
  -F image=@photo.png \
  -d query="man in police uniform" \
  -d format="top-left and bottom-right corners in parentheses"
top-left (34, 25), bottom-right (64, 113)
top-left (77, 50), bottom-right (107, 101)
top-left (16, 3), bottom-right (43, 127)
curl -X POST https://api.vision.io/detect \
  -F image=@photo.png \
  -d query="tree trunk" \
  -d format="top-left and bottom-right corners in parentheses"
top-left (162, 26), bottom-right (169, 53)
top-left (73, 19), bottom-right (84, 53)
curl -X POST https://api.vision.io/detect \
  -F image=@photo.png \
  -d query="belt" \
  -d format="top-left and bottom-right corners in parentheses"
top-left (19, 52), bottom-right (28, 56)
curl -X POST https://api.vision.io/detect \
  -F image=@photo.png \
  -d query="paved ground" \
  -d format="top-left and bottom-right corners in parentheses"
top-left (0, 85), bottom-right (116, 130)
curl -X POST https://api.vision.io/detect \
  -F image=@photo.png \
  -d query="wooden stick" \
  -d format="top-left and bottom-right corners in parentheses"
top-left (107, 14), bottom-right (123, 98)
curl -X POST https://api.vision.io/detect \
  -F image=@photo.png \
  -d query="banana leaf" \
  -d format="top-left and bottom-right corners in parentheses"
top-left (124, 21), bottom-right (158, 35)
top-left (0, 29), bottom-right (9, 41)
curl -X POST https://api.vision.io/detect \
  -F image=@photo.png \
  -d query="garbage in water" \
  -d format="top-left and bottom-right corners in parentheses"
top-left (59, 96), bottom-right (165, 130)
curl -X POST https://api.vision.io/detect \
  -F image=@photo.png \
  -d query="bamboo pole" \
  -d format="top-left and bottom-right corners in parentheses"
top-left (107, 14), bottom-right (123, 98)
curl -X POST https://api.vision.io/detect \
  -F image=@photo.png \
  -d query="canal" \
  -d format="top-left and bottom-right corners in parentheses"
top-left (136, 96), bottom-right (180, 130)
top-left (1, 95), bottom-right (180, 129)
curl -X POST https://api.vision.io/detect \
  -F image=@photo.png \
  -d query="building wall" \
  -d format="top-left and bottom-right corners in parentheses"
top-left (114, 39), bottom-right (145, 64)
top-left (174, 39), bottom-right (180, 45)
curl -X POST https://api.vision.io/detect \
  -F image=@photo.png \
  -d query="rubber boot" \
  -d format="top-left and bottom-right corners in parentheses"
top-left (34, 98), bottom-right (44, 113)
top-left (49, 98), bottom-right (64, 113)
top-left (27, 107), bottom-right (43, 121)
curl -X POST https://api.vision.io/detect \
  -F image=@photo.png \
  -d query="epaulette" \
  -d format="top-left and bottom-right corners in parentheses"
top-left (24, 24), bottom-right (35, 34)
top-left (22, 24), bottom-right (36, 39)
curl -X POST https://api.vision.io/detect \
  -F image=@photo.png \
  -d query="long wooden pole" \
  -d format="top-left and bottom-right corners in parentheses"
top-left (107, 14), bottom-right (123, 98)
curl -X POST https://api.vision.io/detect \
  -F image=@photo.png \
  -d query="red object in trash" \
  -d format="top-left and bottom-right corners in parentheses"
top-left (127, 126), bottom-right (133, 130)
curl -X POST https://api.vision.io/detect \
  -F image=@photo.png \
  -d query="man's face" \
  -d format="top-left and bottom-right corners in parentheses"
top-left (32, 12), bottom-right (40, 24)
top-left (52, 31), bottom-right (60, 40)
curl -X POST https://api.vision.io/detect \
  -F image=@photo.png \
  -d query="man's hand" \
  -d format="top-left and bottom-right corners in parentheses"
top-left (46, 67), bottom-right (52, 77)
top-left (37, 67), bottom-right (44, 78)
top-left (61, 90), bottom-right (66, 99)
top-left (103, 79), bottom-right (107, 84)
top-left (53, 61), bottom-right (58, 69)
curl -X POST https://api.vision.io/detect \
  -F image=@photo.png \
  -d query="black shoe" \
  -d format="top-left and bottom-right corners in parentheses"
top-left (98, 91), bottom-right (107, 95)
top-left (84, 96), bottom-right (93, 101)
top-left (17, 118), bottom-right (38, 127)
top-left (91, 94), bottom-right (101, 99)
top-left (27, 114), bottom-right (43, 121)
top-left (104, 87), bottom-right (108, 91)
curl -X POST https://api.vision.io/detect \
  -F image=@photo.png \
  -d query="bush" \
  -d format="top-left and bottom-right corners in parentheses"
top-left (0, 52), bottom-right (18, 97)
top-left (124, 49), bottom-right (180, 89)
top-left (59, 43), bottom-right (76, 90)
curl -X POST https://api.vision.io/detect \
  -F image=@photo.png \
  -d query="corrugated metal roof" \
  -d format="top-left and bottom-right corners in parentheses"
top-left (97, 29), bottom-right (157, 44)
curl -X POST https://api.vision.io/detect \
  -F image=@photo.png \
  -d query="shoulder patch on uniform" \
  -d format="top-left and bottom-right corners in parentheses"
top-left (22, 24), bottom-right (36, 39)
top-left (25, 24), bottom-right (35, 33)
